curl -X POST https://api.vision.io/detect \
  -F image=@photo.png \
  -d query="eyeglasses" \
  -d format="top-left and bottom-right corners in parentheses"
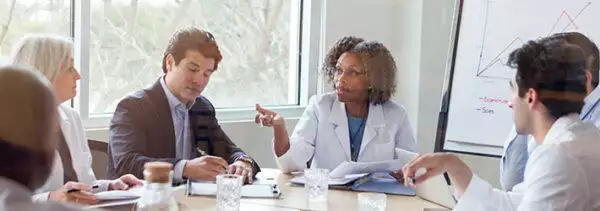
top-left (334, 68), bottom-right (366, 78)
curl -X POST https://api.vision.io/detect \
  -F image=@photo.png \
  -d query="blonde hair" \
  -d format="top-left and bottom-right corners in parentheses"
top-left (10, 34), bottom-right (73, 82)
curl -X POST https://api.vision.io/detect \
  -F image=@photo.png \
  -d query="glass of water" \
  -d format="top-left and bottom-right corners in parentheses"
top-left (216, 174), bottom-right (243, 211)
top-left (304, 168), bottom-right (329, 202)
top-left (358, 192), bottom-right (387, 211)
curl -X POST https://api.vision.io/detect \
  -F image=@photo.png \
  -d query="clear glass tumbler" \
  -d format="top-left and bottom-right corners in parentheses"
top-left (304, 168), bottom-right (329, 202)
top-left (216, 174), bottom-right (243, 211)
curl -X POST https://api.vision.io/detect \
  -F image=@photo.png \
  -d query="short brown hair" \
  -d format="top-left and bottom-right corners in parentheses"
top-left (161, 27), bottom-right (223, 73)
top-left (323, 36), bottom-right (397, 105)
top-left (508, 38), bottom-right (587, 119)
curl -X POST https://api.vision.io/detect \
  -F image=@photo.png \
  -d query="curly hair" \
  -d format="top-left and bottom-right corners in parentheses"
top-left (323, 36), bottom-right (397, 105)
top-left (507, 38), bottom-right (587, 119)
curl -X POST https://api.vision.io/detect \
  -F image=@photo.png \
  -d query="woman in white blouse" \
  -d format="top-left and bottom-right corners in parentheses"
top-left (11, 35), bottom-right (142, 205)
top-left (256, 36), bottom-right (416, 173)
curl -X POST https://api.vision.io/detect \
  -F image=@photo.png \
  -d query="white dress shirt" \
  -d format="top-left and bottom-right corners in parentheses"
top-left (32, 105), bottom-right (110, 202)
top-left (0, 177), bottom-right (86, 211)
top-left (455, 114), bottom-right (600, 211)
top-left (276, 92), bottom-right (416, 173)
top-left (159, 77), bottom-right (196, 182)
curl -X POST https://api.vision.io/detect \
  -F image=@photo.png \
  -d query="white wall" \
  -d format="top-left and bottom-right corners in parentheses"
top-left (393, 0), bottom-right (422, 132)
top-left (322, 0), bottom-right (398, 52)
top-left (407, 0), bottom-right (501, 188)
top-left (88, 0), bottom-right (502, 188)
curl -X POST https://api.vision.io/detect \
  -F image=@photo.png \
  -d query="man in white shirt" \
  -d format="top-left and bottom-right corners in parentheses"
top-left (0, 66), bottom-right (84, 210)
top-left (500, 32), bottom-right (600, 191)
top-left (401, 38), bottom-right (600, 210)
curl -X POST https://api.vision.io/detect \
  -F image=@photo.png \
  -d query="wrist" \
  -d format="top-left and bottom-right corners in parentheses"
top-left (182, 160), bottom-right (190, 178)
top-left (443, 153), bottom-right (462, 174)
top-left (235, 155), bottom-right (254, 166)
top-left (274, 121), bottom-right (286, 129)
top-left (443, 153), bottom-right (472, 180)
top-left (48, 191), bottom-right (56, 201)
top-left (443, 153), bottom-right (473, 196)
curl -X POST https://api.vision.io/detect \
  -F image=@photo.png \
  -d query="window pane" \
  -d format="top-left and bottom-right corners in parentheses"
top-left (89, 0), bottom-right (298, 114)
top-left (0, 0), bottom-right (71, 62)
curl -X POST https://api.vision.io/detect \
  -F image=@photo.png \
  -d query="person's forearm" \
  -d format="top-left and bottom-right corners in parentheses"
top-left (114, 152), bottom-right (181, 179)
top-left (273, 124), bottom-right (290, 157)
top-left (445, 154), bottom-right (473, 197)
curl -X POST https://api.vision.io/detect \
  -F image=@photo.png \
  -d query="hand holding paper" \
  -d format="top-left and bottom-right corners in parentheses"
top-left (390, 148), bottom-right (420, 183)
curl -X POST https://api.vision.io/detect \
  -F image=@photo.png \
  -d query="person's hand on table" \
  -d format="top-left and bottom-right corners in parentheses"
top-left (49, 182), bottom-right (97, 205)
top-left (229, 160), bottom-right (254, 184)
top-left (109, 174), bottom-right (144, 190)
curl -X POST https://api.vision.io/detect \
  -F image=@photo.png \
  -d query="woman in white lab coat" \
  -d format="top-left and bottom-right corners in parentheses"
top-left (11, 35), bottom-right (142, 205)
top-left (256, 36), bottom-right (416, 173)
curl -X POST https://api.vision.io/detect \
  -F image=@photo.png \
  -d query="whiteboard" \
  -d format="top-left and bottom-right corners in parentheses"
top-left (438, 0), bottom-right (600, 157)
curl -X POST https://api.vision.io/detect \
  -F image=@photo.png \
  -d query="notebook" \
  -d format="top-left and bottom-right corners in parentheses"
top-left (187, 181), bottom-right (282, 199)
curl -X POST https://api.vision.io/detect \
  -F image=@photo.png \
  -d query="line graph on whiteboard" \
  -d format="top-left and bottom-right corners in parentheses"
top-left (475, 1), bottom-right (592, 80)
top-left (443, 0), bottom-right (600, 151)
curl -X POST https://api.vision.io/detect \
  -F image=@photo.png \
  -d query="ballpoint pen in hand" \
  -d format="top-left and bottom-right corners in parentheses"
top-left (197, 147), bottom-right (230, 174)
top-left (66, 184), bottom-right (99, 193)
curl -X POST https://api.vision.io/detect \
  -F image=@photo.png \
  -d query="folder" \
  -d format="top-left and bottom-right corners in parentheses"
top-left (350, 173), bottom-right (416, 196)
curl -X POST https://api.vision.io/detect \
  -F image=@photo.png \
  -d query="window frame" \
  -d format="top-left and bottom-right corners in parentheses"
top-left (73, 0), bottom-right (326, 129)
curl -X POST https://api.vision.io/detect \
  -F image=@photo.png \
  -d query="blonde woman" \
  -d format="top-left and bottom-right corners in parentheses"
top-left (11, 35), bottom-right (142, 205)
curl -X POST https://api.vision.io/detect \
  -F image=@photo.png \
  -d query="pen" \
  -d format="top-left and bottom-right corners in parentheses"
top-left (196, 147), bottom-right (207, 156)
top-left (66, 184), bottom-right (99, 193)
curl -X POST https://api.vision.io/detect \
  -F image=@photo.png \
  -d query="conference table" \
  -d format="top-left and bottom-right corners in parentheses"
top-left (173, 168), bottom-right (446, 211)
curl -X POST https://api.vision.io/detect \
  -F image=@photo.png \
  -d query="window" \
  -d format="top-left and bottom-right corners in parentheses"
top-left (0, 0), bottom-right (71, 61)
top-left (84, 0), bottom-right (302, 115)
top-left (1, 0), bottom-right (320, 127)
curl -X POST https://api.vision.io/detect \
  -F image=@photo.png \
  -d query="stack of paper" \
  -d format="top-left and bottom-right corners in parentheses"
top-left (289, 173), bottom-right (369, 186)
top-left (290, 148), bottom-right (419, 186)
top-left (328, 148), bottom-right (418, 178)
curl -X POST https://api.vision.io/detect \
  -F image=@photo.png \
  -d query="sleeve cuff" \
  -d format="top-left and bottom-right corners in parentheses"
top-left (453, 175), bottom-right (491, 211)
top-left (32, 192), bottom-right (50, 202)
top-left (231, 152), bottom-right (246, 163)
top-left (92, 180), bottom-right (111, 193)
top-left (174, 160), bottom-right (188, 182)
top-left (275, 148), bottom-right (301, 173)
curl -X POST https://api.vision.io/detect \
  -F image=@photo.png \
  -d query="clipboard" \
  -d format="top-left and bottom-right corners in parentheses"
top-left (187, 181), bottom-right (282, 199)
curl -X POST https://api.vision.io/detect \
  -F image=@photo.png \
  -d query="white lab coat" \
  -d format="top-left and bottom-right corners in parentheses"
top-left (32, 105), bottom-right (110, 202)
top-left (455, 114), bottom-right (600, 211)
top-left (276, 92), bottom-right (416, 173)
top-left (500, 87), bottom-right (600, 191)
